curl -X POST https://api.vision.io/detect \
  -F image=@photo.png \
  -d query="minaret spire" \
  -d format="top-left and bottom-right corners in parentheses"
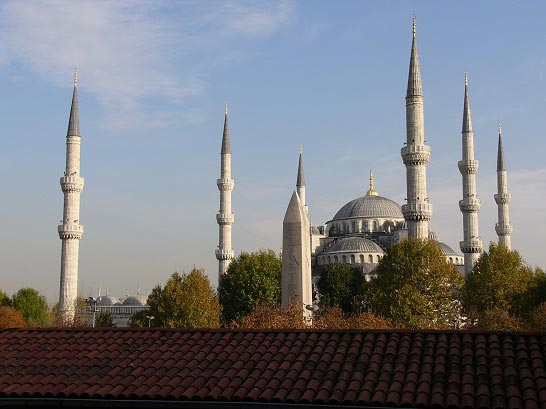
top-left (58, 72), bottom-right (85, 322)
top-left (366, 169), bottom-right (378, 196)
top-left (495, 121), bottom-right (512, 249)
top-left (458, 73), bottom-right (483, 275)
top-left (401, 17), bottom-right (432, 239)
top-left (216, 104), bottom-right (235, 276)
top-left (296, 145), bottom-right (306, 209)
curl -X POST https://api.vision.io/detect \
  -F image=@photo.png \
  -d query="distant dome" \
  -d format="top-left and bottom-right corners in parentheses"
top-left (433, 240), bottom-right (459, 257)
top-left (332, 195), bottom-right (403, 220)
top-left (98, 295), bottom-right (120, 306)
top-left (428, 231), bottom-right (439, 241)
top-left (122, 295), bottom-right (148, 306)
top-left (324, 237), bottom-right (384, 254)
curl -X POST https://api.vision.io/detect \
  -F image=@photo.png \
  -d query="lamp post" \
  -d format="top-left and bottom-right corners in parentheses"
top-left (146, 315), bottom-right (155, 328)
top-left (85, 297), bottom-right (99, 328)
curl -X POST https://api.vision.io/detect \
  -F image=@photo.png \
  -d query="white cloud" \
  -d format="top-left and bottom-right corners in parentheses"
top-left (0, 0), bottom-right (294, 128)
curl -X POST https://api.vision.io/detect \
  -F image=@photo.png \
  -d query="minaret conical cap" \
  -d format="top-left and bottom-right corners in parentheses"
top-left (497, 121), bottom-right (506, 171)
top-left (67, 70), bottom-right (80, 137)
top-left (297, 147), bottom-right (305, 187)
top-left (406, 17), bottom-right (423, 98)
top-left (462, 72), bottom-right (473, 133)
top-left (221, 103), bottom-right (231, 154)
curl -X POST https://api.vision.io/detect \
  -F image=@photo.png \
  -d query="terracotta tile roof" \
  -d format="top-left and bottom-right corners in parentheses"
top-left (0, 328), bottom-right (545, 408)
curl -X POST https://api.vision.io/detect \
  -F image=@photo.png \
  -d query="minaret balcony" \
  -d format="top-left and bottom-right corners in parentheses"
top-left (459, 198), bottom-right (481, 212)
top-left (459, 239), bottom-right (483, 254)
top-left (58, 224), bottom-right (84, 240)
top-left (401, 145), bottom-right (431, 166)
top-left (216, 212), bottom-right (235, 225)
top-left (401, 202), bottom-right (432, 221)
top-left (458, 160), bottom-right (479, 175)
top-left (494, 193), bottom-right (511, 204)
top-left (215, 248), bottom-right (235, 260)
top-left (217, 178), bottom-right (234, 191)
top-left (495, 223), bottom-right (513, 236)
top-left (60, 176), bottom-right (85, 192)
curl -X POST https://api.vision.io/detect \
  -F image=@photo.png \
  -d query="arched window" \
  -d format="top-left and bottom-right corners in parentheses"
top-left (351, 222), bottom-right (356, 232)
top-left (350, 254), bottom-right (355, 263)
top-left (363, 221), bottom-right (369, 232)
top-left (368, 254), bottom-right (373, 263)
top-left (327, 256), bottom-right (331, 264)
top-left (342, 255), bottom-right (347, 263)
top-left (334, 255), bottom-right (338, 263)
top-left (359, 254), bottom-right (364, 264)
top-left (372, 220), bottom-right (378, 231)
top-left (377, 255), bottom-right (381, 263)
top-left (449, 257), bottom-right (453, 263)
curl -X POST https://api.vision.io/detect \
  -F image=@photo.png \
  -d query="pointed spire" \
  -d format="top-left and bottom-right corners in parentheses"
top-left (67, 69), bottom-right (80, 137)
top-left (406, 17), bottom-right (423, 98)
top-left (462, 72), bottom-right (473, 133)
top-left (221, 102), bottom-right (231, 154)
top-left (497, 121), bottom-right (506, 171)
top-left (296, 145), bottom-right (305, 187)
top-left (366, 168), bottom-right (378, 196)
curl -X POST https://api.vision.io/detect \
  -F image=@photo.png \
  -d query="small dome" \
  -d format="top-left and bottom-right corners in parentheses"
top-left (98, 295), bottom-right (120, 306)
top-left (324, 237), bottom-right (384, 254)
top-left (332, 195), bottom-right (403, 220)
top-left (122, 294), bottom-right (148, 306)
top-left (433, 240), bottom-right (459, 257)
top-left (428, 230), bottom-right (439, 241)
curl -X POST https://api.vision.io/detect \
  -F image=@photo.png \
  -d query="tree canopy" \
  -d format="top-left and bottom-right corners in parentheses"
top-left (11, 288), bottom-right (51, 326)
top-left (464, 243), bottom-right (534, 317)
top-left (0, 306), bottom-right (26, 329)
top-left (135, 269), bottom-right (221, 328)
top-left (0, 291), bottom-right (10, 307)
top-left (316, 263), bottom-right (365, 313)
top-left (218, 250), bottom-right (282, 324)
top-left (367, 239), bottom-right (464, 329)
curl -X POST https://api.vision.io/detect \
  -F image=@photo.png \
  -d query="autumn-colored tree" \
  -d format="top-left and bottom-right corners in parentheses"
top-left (219, 250), bottom-right (282, 325)
top-left (471, 309), bottom-right (527, 332)
top-left (234, 303), bottom-right (307, 329)
top-left (139, 269), bottom-right (221, 328)
top-left (529, 302), bottom-right (546, 331)
top-left (464, 243), bottom-right (533, 317)
top-left (0, 306), bottom-right (27, 328)
top-left (0, 291), bottom-right (10, 307)
top-left (367, 239), bottom-right (464, 329)
top-left (316, 263), bottom-right (365, 313)
top-left (11, 288), bottom-right (51, 326)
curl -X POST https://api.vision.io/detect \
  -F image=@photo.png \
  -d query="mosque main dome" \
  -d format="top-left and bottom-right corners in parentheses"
top-left (332, 195), bottom-right (403, 220)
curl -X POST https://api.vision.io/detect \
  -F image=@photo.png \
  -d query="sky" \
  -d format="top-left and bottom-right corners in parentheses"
top-left (0, 1), bottom-right (545, 303)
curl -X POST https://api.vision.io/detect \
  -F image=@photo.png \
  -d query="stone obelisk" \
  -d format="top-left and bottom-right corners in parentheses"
top-left (58, 71), bottom-right (85, 322)
top-left (281, 191), bottom-right (312, 315)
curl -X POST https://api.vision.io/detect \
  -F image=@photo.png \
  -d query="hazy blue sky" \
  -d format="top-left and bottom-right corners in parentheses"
top-left (1, 1), bottom-right (545, 303)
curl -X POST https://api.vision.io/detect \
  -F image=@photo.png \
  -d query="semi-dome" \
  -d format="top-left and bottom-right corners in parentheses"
top-left (433, 240), bottom-right (459, 256)
top-left (332, 195), bottom-right (403, 220)
top-left (122, 294), bottom-right (148, 306)
top-left (98, 294), bottom-right (120, 306)
top-left (324, 237), bottom-right (384, 254)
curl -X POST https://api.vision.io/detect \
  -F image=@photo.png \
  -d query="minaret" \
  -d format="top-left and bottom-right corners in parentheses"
top-left (216, 103), bottom-right (235, 276)
top-left (495, 121), bottom-right (512, 249)
top-left (58, 70), bottom-right (85, 321)
top-left (401, 18), bottom-right (432, 239)
top-left (458, 73), bottom-right (483, 276)
top-left (296, 146), bottom-right (307, 213)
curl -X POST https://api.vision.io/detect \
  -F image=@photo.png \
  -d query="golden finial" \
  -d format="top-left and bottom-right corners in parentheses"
top-left (412, 16), bottom-right (416, 38)
top-left (299, 144), bottom-right (303, 154)
top-left (74, 68), bottom-right (78, 87)
top-left (498, 120), bottom-right (502, 135)
top-left (225, 101), bottom-right (228, 115)
top-left (465, 72), bottom-right (468, 86)
top-left (366, 168), bottom-right (378, 196)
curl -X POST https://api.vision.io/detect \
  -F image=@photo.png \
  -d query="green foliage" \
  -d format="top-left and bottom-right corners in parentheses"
top-left (143, 269), bottom-right (221, 328)
top-left (367, 239), bottom-right (464, 329)
top-left (316, 263), bottom-right (364, 313)
top-left (11, 288), bottom-right (50, 326)
top-left (95, 311), bottom-right (114, 327)
top-left (464, 243), bottom-right (533, 317)
top-left (0, 291), bottom-right (10, 307)
top-left (219, 250), bottom-right (282, 324)
top-left (129, 310), bottom-right (149, 328)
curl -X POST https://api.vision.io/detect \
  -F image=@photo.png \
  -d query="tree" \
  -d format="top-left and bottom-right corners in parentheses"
top-left (0, 291), bottom-right (11, 307)
top-left (529, 302), bottom-right (546, 331)
top-left (11, 288), bottom-right (51, 326)
top-left (312, 308), bottom-right (391, 330)
top-left (233, 303), bottom-right (307, 329)
top-left (316, 263), bottom-right (365, 313)
top-left (367, 239), bottom-right (464, 329)
top-left (471, 309), bottom-right (527, 332)
top-left (140, 269), bottom-right (221, 328)
top-left (95, 311), bottom-right (114, 327)
top-left (219, 250), bottom-right (282, 324)
top-left (464, 243), bottom-right (533, 317)
top-left (0, 306), bottom-right (27, 328)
